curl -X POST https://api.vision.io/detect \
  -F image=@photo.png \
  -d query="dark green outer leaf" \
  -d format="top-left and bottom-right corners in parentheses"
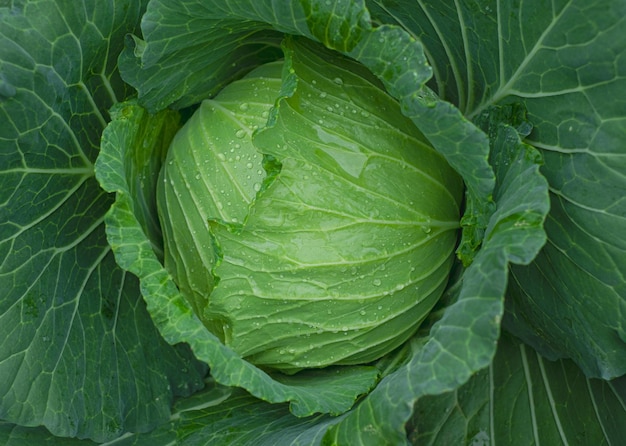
top-left (410, 331), bottom-right (626, 445)
top-left (122, 0), bottom-right (373, 111)
top-left (0, 423), bottom-right (100, 446)
top-left (3, 333), bottom-right (626, 446)
top-left (0, 1), bottom-right (205, 442)
top-left (499, 0), bottom-right (626, 380)
top-left (0, 380), bottom-right (338, 446)
top-left (370, 0), bottom-right (626, 379)
top-left (119, 0), bottom-right (303, 112)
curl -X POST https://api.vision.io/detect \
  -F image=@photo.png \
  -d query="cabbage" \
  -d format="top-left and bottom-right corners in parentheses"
top-left (157, 39), bottom-right (463, 372)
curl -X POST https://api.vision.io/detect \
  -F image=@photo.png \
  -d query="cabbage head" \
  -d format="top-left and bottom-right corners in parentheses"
top-left (157, 40), bottom-right (463, 373)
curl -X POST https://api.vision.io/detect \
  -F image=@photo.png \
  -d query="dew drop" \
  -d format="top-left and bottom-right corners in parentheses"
top-left (235, 129), bottom-right (246, 139)
top-left (253, 183), bottom-right (262, 192)
top-left (217, 153), bottom-right (227, 161)
top-left (239, 103), bottom-right (249, 111)
top-left (333, 77), bottom-right (344, 85)
top-left (372, 279), bottom-right (382, 287)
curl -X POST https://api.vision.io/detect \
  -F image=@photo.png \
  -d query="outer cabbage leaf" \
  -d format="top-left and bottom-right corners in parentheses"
top-left (370, 0), bottom-right (626, 378)
top-left (0, 1), bottom-right (206, 442)
top-left (0, 380), bottom-right (338, 446)
top-left (3, 333), bottom-right (624, 446)
top-left (409, 331), bottom-right (626, 445)
top-left (119, 0), bottom-right (376, 112)
top-left (0, 424), bottom-right (100, 446)
top-left (119, 1), bottom-right (292, 112)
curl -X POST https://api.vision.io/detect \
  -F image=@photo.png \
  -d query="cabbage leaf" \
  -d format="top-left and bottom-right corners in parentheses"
top-left (0, 1), bottom-right (206, 441)
top-left (371, 0), bottom-right (626, 380)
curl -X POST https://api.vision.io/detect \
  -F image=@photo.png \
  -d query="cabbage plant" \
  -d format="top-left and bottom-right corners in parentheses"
top-left (1, 0), bottom-right (626, 445)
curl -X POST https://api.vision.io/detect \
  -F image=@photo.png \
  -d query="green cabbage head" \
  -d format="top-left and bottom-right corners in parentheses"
top-left (157, 40), bottom-right (463, 373)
